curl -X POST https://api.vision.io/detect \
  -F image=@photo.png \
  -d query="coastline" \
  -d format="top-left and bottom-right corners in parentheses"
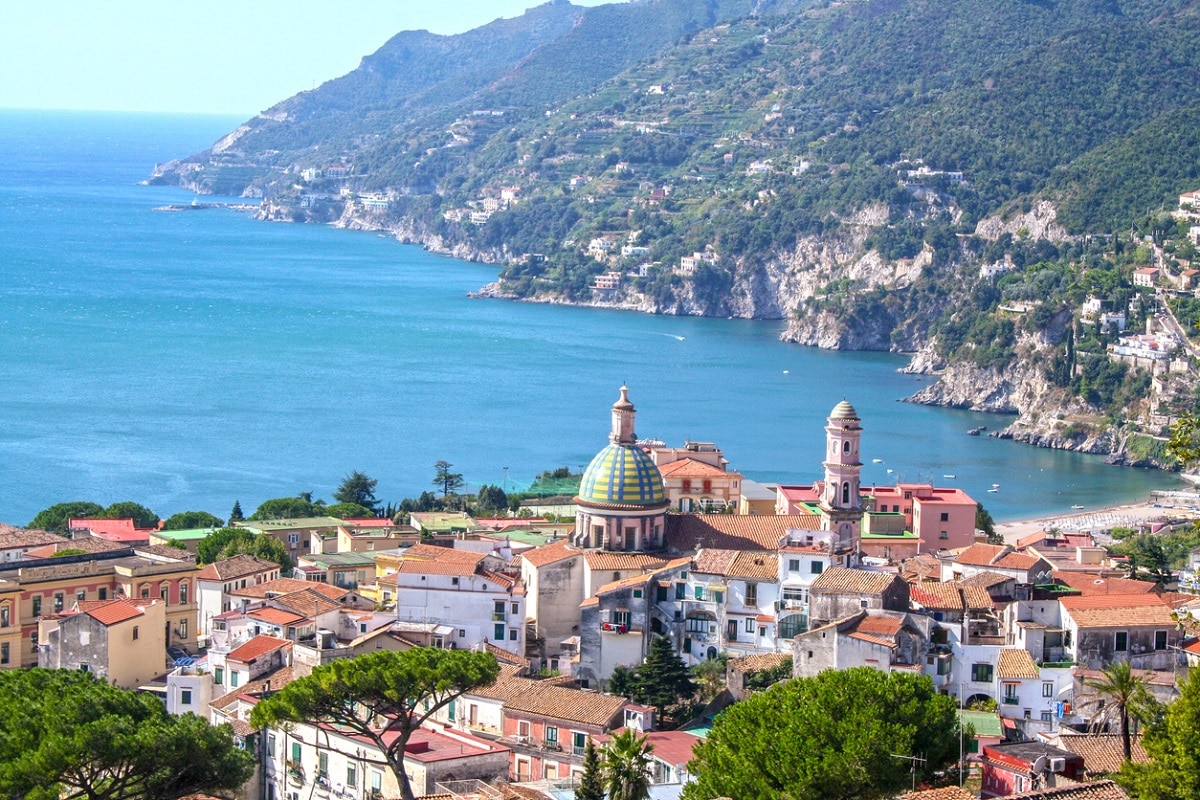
top-left (996, 493), bottom-right (1200, 546)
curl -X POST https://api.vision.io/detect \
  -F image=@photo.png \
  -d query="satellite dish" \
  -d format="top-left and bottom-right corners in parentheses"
top-left (1032, 756), bottom-right (1048, 774)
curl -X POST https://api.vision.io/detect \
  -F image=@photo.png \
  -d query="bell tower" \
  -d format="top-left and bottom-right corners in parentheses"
top-left (819, 400), bottom-right (863, 550)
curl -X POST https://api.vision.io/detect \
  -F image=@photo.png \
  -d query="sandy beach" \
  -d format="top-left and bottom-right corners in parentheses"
top-left (996, 492), bottom-right (1200, 546)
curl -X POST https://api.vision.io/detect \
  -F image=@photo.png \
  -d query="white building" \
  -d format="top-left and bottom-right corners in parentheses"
top-left (196, 555), bottom-right (281, 640)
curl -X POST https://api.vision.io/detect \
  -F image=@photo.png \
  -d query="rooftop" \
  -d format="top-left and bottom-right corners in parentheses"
top-left (197, 554), bottom-right (279, 582)
top-left (226, 635), bottom-right (291, 663)
top-left (667, 514), bottom-right (823, 552)
top-left (811, 566), bottom-right (899, 595)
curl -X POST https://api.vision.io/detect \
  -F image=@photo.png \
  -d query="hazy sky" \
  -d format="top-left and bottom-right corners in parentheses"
top-left (0, 1), bottom-right (613, 116)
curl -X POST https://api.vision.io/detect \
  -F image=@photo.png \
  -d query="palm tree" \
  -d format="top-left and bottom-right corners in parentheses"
top-left (604, 728), bottom-right (655, 800)
top-left (1082, 661), bottom-right (1154, 762)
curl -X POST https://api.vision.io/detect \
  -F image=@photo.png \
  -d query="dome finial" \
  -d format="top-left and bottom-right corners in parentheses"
top-left (613, 385), bottom-right (635, 412)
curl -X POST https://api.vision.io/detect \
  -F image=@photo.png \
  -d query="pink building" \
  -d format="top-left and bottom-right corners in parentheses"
top-left (863, 484), bottom-right (978, 553)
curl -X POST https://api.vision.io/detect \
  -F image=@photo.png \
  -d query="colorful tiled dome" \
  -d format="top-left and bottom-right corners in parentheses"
top-left (577, 443), bottom-right (667, 507)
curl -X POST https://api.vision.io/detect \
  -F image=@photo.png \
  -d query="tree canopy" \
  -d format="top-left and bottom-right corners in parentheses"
top-left (683, 667), bottom-right (960, 800)
top-left (0, 668), bottom-right (253, 800)
top-left (249, 495), bottom-right (320, 520)
top-left (604, 728), bottom-right (654, 800)
top-left (433, 460), bottom-right (465, 497)
top-left (1082, 662), bottom-right (1157, 763)
top-left (333, 470), bottom-right (380, 513)
top-left (250, 648), bottom-right (499, 800)
top-left (101, 502), bottom-right (160, 529)
top-left (195, 527), bottom-right (295, 574)
top-left (634, 635), bottom-right (697, 715)
top-left (28, 501), bottom-right (105, 534)
top-left (161, 511), bottom-right (225, 530)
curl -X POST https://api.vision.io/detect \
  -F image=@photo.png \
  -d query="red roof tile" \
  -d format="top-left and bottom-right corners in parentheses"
top-left (226, 635), bottom-right (291, 663)
top-left (82, 599), bottom-right (147, 626)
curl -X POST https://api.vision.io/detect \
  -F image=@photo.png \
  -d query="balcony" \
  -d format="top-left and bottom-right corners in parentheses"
top-left (600, 622), bottom-right (631, 634)
top-left (541, 739), bottom-right (561, 751)
top-left (491, 613), bottom-right (506, 622)
top-left (1002, 697), bottom-right (1021, 706)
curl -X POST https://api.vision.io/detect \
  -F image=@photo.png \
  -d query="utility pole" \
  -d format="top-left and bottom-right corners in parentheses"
top-left (890, 752), bottom-right (927, 793)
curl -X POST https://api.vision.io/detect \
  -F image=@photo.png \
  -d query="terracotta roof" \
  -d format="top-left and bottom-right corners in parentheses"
top-left (1060, 594), bottom-right (1175, 628)
top-left (729, 652), bottom-right (792, 674)
top-left (226, 635), bottom-right (291, 663)
top-left (960, 570), bottom-right (1016, 589)
top-left (81, 599), bottom-right (145, 626)
top-left (640, 729), bottom-right (702, 768)
top-left (468, 666), bottom-right (539, 703)
top-left (1054, 573), bottom-right (1157, 596)
top-left (210, 665), bottom-right (296, 713)
top-left (811, 567), bottom-right (900, 596)
top-left (0, 526), bottom-right (65, 550)
top-left (481, 641), bottom-right (530, 668)
top-left (900, 787), bottom-right (978, 800)
top-left (593, 572), bottom-right (654, 597)
top-left (402, 543), bottom-right (485, 564)
top-left (246, 607), bottom-right (308, 626)
top-left (667, 514), bottom-right (823, 552)
top-left (955, 543), bottom-right (1017, 567)
top-left (270, 589), bottom-right (343, 618)
top-left (503, 683), bottom-right (627, 728)
top-left (1004, 779), bottom-right (1129, 800)
top-left (997, 648), bottom-right (1041, 680)
top-left (848, 631), bottom-right (897, 648)
top-left (910, 582), bottom-right (964, 611)
top-left (229, 578), bottom-right (350, 600)
top-left (196, 554), bottom-right (279, 581)
top-left (961, 585), bottom-right (997, 610)
top-left (690, 549), bottom-right (738, 575)
top-left (657, 458), bottom-right (726, 478)
top-left (25, 537), bottom-right (127, 557)
top-left (584, 551), bottom-right (669, 571)
top-left (728, 551), bottom-right (778, 580)
top-left (397, 559), bottom-right (478, 578)
top-left (1058, 733), bottom-right (1148, 775)
top-left (520, 539), bottom-right (579, 568)
top-left (995, 551), bottom-right (1044, 570)
top-left (854, 615), bottom-right (903, 637)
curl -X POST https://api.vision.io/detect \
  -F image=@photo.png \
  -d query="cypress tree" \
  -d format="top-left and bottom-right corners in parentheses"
top-left (576, 737), bottom-right (605, 800)
top-left (634, 636), bottom-right (696, 711)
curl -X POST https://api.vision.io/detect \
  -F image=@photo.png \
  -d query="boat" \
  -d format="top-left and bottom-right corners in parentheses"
top-left (1072, 504), bottom-right (1084, 510)
top-left (967, 426), bottom-right (987, 436)
top-left (872, 458), bottom-right (884, 463)
top-left (988, 488), bottom-right (999, 493)
top-left (992, 483), bottom-right (1001, 489)
top-left (943, 474), bottom-right (955, 479)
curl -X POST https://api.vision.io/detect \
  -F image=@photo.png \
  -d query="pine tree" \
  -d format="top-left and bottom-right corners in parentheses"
top-left (576, 738), bottom-right (605, 800)
top-left (634, 636), bottom-right (696, 712)
top-left (229, 500), bottom-right (244, 523)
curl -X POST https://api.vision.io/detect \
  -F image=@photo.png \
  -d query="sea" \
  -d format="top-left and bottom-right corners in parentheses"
top-left (0, 110), bottom-right (1181, 526)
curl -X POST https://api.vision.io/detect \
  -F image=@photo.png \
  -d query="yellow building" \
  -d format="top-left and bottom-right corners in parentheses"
top-left (38, 598), bottom-right (167, 689)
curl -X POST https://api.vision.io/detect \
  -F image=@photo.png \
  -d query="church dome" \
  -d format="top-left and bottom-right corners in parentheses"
top-left (577, 443), bottom-right (667, 508)
top-left (830, 400), bottom-right (859, 420)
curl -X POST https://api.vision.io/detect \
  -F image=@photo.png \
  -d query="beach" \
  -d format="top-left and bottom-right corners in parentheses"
top-left (997, 491), bottom-right (1200, 545)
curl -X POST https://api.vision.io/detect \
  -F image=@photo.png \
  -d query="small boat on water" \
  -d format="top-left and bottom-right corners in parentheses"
top-left (1072, 504), bottom-right (1084, 510)
top-left (988, 488), bottom-right (999, 493)
top-left (967, 426), bottom-right (987, 436)
top-left (992, 483), bottom-right (1001, 489)
top-left (943, 474), bottom-right (955, 479)
top-left (872, 458), bottom-right (884, 463)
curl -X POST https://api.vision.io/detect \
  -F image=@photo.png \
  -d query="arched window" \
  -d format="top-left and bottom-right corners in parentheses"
top-left (843, 440), bottom-right (851, 454)
top-left (842, 482), bottom-right (850, 504)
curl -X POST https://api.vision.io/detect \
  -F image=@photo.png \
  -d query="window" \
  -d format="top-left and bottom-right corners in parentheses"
top-left (215, 667), bottom-right (224, 684)
top-left (76, 590), bottom-right (86, 602)
top-left (32, 596), bottom-right (41, 616)
top-left (371, 772), bottom-right (382, 792)
top-left (0, 643), bottom-right (8, 665)
top-left (789, 559), bottom-right (800, 572)
top-left (1041, 710), bottom-right (1053, 722)
top-left (458, 629), bottom-right (466, 638)
top-left (860, 599), bottom-right (869, 608)
top-left (0, 606), bottom-right (8, 628)
top-left (940, 512), bottom-right (949, 522)
top-left (727, 620), bottom-right (738, 641)
top-left (179, 582), bottom-right (188, 604)
top-left (451, 577), bottom-right (459, 586)
top-left (1155, 630), bottom-right (1168, 650)
top-left (1115, 632), bottom-right (1129, 652)
top-left (288, 533), bottom-right (299, 546)
top-left (971, 663), bottom-right (993, 683)
top-left (545, 726), bottom-right (558, 745)
top-left (810, 562), bottom-right (823, 574)
top-left (132, 626), bottom-right (139, 641)
top-left (160, 584), bottom-right (169, 602)
top-left (267, 733), bottom-right (276, 755)
top-left (347, 765), bottom-right (357, 788)
top-left (318, 752), bottom-right (328, 777)
top-left (745, 583), bottom-right (758, 606)
top-left (230, 671), bottom-right (239, 688)
top-left (842, 441), bottom-right (851, 454)
top-left (573, 731), bottom-right (587, 756)
top-left (360, 623), bottom-right (368, 634)
top-left (675, 582), bottom-right (685, 600)
top-left (682, 479), bottom-right (691, 492)
top-left (291, 742), bottom-right (301, 762)
top-left (632, 589), bottom-right (643, 599)
top-left (179, 619), bottom-right (187, 639)
top-left (511, 602), bottom-right (519, 614)
top-left (494, 623), bottom-right (505, 640)
top-left (54, 593), bottom-right (64, 613)
top-left (140, 586), bottom-right (150, 599)
top-left (98, 588), bottom-right (107, 600)
top-left (613, 610), bottom-right (631, 627)
top-left (181, 689), bottom-right (192, 705)
top-left (656, 584), bottom-right (667, 602)
top-left (939, 530), bottom-right (949, 540)
top-left (686, 617), bottom-right (709, 633)
top-left (509, 629), bottom-right (518, 641)
top-left (1043, 682), bottom-right (1054, 698)
top-left (841, 482), bottom-right (850, 504)
top-left (448, 699), bottom-right (456, 721)
top-left (1003, 684), bottom-right (1019, 703)
top-left (745, 618), bottom-right (755, 633)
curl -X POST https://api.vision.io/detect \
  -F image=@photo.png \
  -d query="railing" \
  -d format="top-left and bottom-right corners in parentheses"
top-left (491, 613), bottom-right (506, 622)
top-left (1002, 697), bottom-right (1021, 705)
top-left (600, 622), bottom-right (630, 633)
top-left (542, 739), bottom-right (561, 751)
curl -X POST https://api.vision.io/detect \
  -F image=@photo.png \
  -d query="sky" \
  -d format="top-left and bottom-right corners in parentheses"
top-left (0, 1), bottom-right (614, 116)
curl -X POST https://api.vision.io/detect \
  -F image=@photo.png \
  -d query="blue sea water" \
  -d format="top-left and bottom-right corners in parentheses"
top-left (0, 110), bottom-right (1181, 525)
